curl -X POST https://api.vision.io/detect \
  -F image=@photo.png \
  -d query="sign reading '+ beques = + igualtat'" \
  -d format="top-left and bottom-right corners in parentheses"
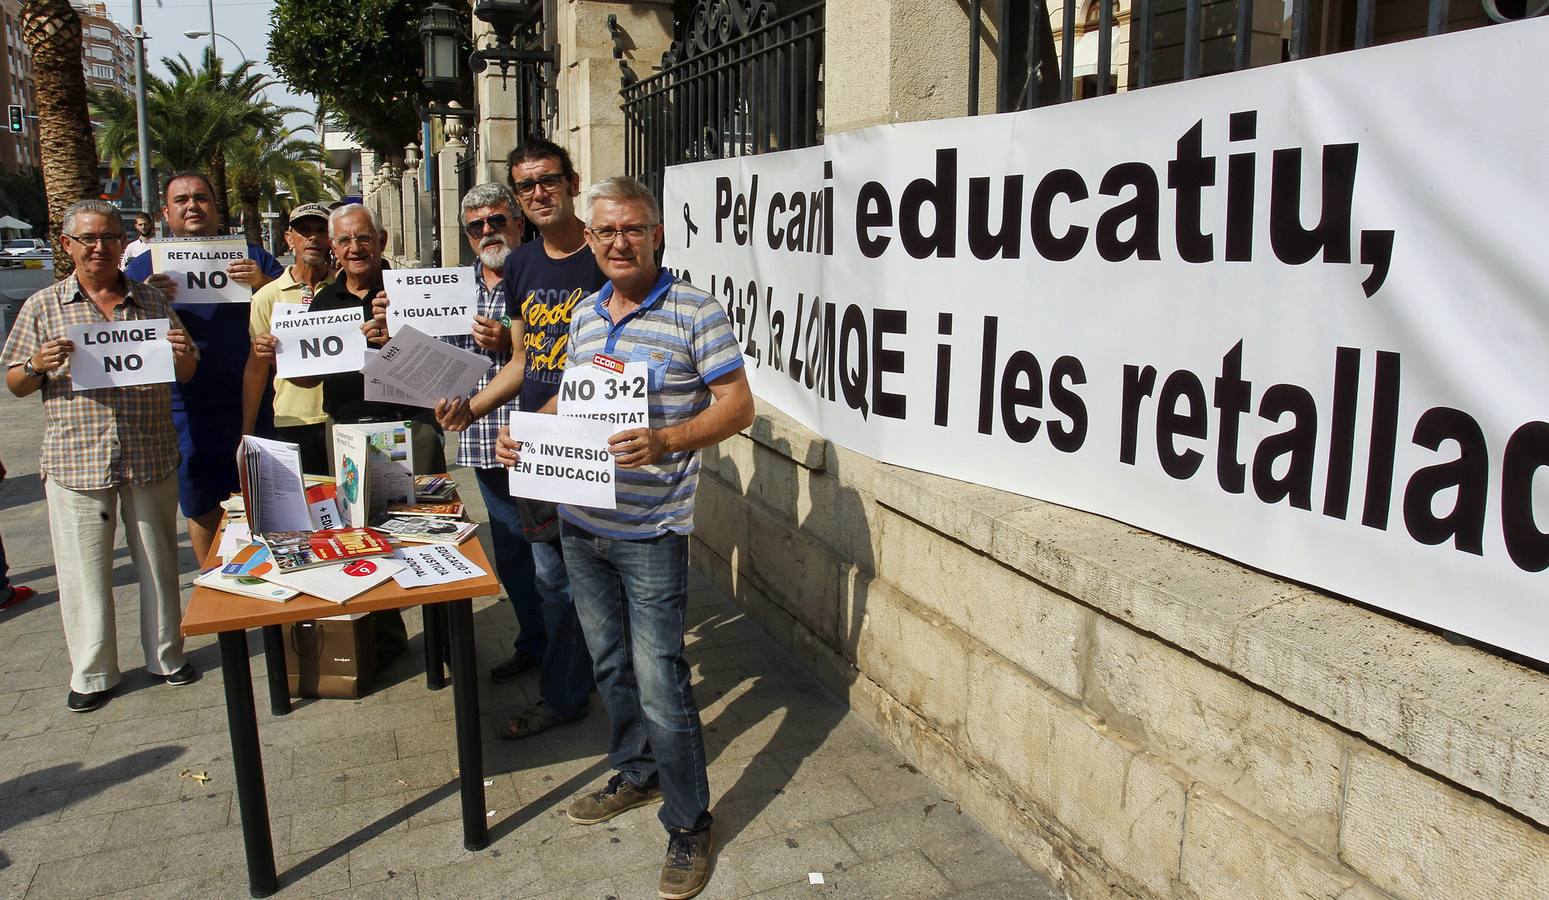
top-left (383, 268), bottom-right (475, 337)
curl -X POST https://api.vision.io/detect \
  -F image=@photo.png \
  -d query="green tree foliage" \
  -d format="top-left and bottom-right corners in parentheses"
top-left (0, 169), bottom-right (48, 229)
top-left (268, 0), bottom-right (443, 159)
top-left (89, 49), bottom-right (303, 224)
top-left (226, 126), bottom-right (345, 248)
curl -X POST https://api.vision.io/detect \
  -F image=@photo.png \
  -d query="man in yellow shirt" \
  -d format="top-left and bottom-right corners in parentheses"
top-left (245, 203), bottom-right (334, 472)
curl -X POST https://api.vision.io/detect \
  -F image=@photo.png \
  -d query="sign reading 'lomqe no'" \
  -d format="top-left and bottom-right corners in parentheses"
top-left (148, 236), bottom-right (251, 304)
top-left (663, 20), bottom-right (1549, 662)
top-left (66, 318), bottom-right (175, 389)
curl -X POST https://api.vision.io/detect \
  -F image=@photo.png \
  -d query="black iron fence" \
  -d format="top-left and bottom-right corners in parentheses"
top-left (975, 0), bottom-right (1547, 114)
top-left (621, 1), bottom-right (824, 200)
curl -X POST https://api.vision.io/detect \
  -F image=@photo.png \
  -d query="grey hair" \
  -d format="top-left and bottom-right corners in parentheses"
top-left (581, 177), bottom-right (660, 227)
top-left (460, 183), bottom-right (517, 223)
top-left (328, 202), bottom-right (380, 237)
top-left (62, 199), bottom-right (123, 237)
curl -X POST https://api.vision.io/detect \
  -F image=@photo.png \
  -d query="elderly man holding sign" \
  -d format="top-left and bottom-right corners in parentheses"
top-left (496, 177), bottom-right (752, 900)
top-left (3, 200), bottom-right (200, 713)
top-left (125, 171), bottom-right (283, 565)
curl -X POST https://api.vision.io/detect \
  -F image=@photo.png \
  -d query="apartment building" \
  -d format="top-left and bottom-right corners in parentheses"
top-left (0, 0), bottom-right (39, 172)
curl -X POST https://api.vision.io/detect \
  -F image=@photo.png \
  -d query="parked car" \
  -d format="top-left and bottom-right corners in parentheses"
top-left (1, 239), bottom-right (46, 256)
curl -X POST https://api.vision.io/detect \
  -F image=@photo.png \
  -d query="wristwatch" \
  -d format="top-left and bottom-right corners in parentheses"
top-left (21, 357), bottom-right (43, 379)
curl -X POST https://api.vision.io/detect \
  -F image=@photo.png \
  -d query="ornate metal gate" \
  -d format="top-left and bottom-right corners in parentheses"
top-left (620, 1), bottom-right (824, 200)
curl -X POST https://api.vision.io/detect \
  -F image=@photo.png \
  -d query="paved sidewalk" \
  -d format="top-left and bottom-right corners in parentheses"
top-left (0, 390), bottom-right (1059, 899)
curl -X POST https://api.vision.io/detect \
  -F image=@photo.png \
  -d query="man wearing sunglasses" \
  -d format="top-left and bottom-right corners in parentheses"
top-left (431, 144), bottom-right (604, 736)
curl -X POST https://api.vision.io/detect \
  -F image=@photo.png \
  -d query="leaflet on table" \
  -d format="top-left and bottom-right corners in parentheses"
top-left (271, 307), bottom-right (366, 378)
top-left (556, 359), bottom-right (650, 428)
top-left (373, 515), bottom-right (478, 545)
top-left (262, 556), bottom-right (405, 604)
top-left (216, 521), bottom-right (252, 563)
top-left (332, 422), bottom-right (417, 526)
top-left (258, 527), bottom-right (394, 574)
top-left (305, 482), bottom-right (342, 530)
top-left (384, 500), bottom-right (464, 518)
top-left (65, 318), bottom-right (175, 390)
top-left (236, 436), bottom-right (312, 534)
top-left (414, 475), bottom-right (458, 501)
top-left (506, 411), bottom-right (618, 508)
top-left (383, 268), bottom-right (476, 337)
top-left (222, 542), bottom-right (272, 577)
top-left (391, 544), bottom-right (487, 588)
top-left (194, 568), bottom-right (299, 602)
top-left (359, 325), bottom-right (490, 409)
top-left (147, 236), bottom-right (250, 304)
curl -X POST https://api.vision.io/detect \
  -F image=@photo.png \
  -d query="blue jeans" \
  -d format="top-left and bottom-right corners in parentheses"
top-left (532, 538), bottom-right (593, 718)
top-left (562, 523), bottom-right (711, 834)
top-left (0, 531), bottom-right (10, 593)
top-left (473, 467), bottom-right (541, 656)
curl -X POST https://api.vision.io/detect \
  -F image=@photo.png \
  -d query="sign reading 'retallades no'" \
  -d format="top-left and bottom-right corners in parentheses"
top-left (383, 268), bottom-right (475, 337)
top-left (663, 20), bottom-right (1549, 661)
top-left (148, 236), bottom-right (250, 304)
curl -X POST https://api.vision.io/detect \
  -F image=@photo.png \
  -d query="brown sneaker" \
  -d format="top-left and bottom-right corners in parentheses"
top-left (658, 828), bottom-right (713, 899)
top-left (567, 773), bottom-right (663, 825)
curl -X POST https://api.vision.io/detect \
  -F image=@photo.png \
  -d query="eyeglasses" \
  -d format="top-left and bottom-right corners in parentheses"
top-left (588, 225), bottom-right (654, 243)
top-left (463, 214), bottom-right (510, 237)
top-left (64, 233), bottom-right (125, 247)
top-left (331, 233), bottom-right (378, 248)
top-left (512, 173), bottom-right (567, 197)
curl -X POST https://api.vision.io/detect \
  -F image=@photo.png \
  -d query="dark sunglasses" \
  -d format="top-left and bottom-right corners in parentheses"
top-left (464, 214), bottom-right (510, 237)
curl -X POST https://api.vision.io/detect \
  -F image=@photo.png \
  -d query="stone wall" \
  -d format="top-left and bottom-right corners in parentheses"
top-left (691, 401), bottom-right (1549, 898)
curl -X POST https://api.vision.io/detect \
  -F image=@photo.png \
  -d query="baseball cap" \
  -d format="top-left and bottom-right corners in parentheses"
top-left (287, 202), bottom-right (330, 226)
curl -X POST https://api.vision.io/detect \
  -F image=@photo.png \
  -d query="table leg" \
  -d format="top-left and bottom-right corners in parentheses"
top-left (218, 629), bottom-right (279, 898)
top-left (260, 625), bottom-right (291, 716)
top-left (446, 599), bottom-right (488, 851)
top-left (424, 603), bottom-right (446, 691)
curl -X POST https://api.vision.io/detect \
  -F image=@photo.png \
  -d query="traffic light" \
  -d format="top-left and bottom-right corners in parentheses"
top-left (6, 105), bottom-right (20, 134)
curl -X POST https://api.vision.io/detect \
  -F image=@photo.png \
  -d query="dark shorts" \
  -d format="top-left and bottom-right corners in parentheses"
top-left (174, 406), bottom-right (244, 518)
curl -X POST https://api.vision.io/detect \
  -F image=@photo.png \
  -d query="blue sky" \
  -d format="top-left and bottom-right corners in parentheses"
top-left (99, 0), bottom-right (318, 133)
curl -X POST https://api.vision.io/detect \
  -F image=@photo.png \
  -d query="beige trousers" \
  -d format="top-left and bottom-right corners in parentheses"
top-left (45, 473), bottom-right (186, 693)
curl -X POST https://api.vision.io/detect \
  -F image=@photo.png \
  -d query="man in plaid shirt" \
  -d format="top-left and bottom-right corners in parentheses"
top-left (3, 200), bottom-right (201, 713)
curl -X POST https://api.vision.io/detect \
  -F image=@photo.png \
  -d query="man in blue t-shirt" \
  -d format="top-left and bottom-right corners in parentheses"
top-left (436, 141), bottom-right (605, 735)
top-left (125, 171), bottom-right (281, 563)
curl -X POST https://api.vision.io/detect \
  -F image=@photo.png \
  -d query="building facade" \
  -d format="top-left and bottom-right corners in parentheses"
top-left (0, 0), bottom-right (39, 173)
top-left (72, 0), bottom-right (133, 96)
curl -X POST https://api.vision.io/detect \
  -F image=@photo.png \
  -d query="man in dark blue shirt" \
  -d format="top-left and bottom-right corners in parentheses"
top-left (125, 171), bottom-right (281, 563)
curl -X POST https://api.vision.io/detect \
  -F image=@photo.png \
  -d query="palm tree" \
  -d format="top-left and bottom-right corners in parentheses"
top-left (22, 0), bottom-right (100, 280)
top-left (225, 125), bottom-right (344, 247)
top-left (91, 50), bottom-right (302, 227)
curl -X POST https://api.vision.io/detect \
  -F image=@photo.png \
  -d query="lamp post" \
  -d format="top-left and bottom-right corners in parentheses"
top-left (183, 30), bottom-right (248, 64)
top-left (129, 1), bottom-right (152, 215)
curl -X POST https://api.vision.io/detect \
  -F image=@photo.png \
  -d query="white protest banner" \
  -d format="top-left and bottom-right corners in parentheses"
top-left (663, 21), bottom-right (1549, 662)
top-left (361, 325), bottom-right (490, 408)
top-left (148, 236), bottom-right (250, 304)
top-left (66, 318), bottom-right (175, 389)
top-left (271, 307), bottom-right (367, 378)
top-left (507, 411), bottom-right (617, 508)
top-left (556, 360), bottom-right (649, 428)
top-left (391, 544), bottom-right (487, 588)
top-left (384, 267), bottom-right (476, 337)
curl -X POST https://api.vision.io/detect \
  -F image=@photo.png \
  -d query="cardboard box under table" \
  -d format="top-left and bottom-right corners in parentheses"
top-left (182, 520), bottom-right (501, 898)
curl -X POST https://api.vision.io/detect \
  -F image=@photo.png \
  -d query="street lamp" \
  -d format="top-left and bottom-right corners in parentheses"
top-left (183, 30), bottom-right (248, 64)
top-left (420, 3), bottom-right (463, 102)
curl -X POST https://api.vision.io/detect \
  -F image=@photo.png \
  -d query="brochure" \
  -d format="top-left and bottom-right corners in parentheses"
top-left (384, 500), bottom-right (464, 519)
top-left (373, 515), bottom-right (478, 545)
top-left (258, 528), bottom-right (395, 574)
top-left (262, 556), bottom-right (405, 604)
top-left (236, 436), bottom-right (312, 534)
top-left (332, 421), bottom-right (416, 527)
top-left (194, 568), bottom-right (299, 602)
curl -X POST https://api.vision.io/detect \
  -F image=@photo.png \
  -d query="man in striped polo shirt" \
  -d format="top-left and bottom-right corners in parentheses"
top-left (497, 176), bottom-right (752, 899)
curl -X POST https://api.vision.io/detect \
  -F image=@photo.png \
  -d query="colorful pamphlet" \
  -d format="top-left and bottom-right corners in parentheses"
top-left (384, 500), bottom-right (465, 518)
top-left (373, 515), bottom-right (479, 545)
top-left (258, 528), bottom-right (395, 574)
top-left (262, 556), bottom-right (405, 604)
top-left (194, 568), bottom-right (299, 602)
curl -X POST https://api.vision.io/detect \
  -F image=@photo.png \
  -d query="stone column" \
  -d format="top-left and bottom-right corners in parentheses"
top-left (377, 160), bottom-right (404, 264)
top-left (554, 0), bottom-right (674, 187)
top-left (399, 144), bottom-right (422, 266)
top-left (826, 0), bottom-right (997, 134)
top-left (437, 131), bottom-right (467, 267)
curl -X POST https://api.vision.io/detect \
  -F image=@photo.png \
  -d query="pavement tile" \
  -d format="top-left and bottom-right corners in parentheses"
top-left (22, 825), bottom-right (249, 898)
top-left (844, 761), bottom-right (942, 806)
top-left (347, 816), bottom-right (483, 885)
top-left (287, 792), bottom-right (416, 853)
top-left (714, 822), bottom-right (861, 893)
top-left (921, 829), bottom-right (1047, 892)
top-left (946, 875), bottom-right (1070, 899)
top-left (101, 791), bottom-right (234, 850)
top-left (0, 810), bottom-right (112, 866)
top-left (289, 728), bottom-right (400, 776)
top-left (413, 847), bottom-right (544, 898)
top-left (0, 863), bottom-right (37, 899)
top-left (831, 796), bottom-right (979, 862)
top-left (0, 785), bottom-right (72, 831)
top-left (823, 849), bottom-right (951, 897)
top-left (611, 858), bottom-right (755, 900)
